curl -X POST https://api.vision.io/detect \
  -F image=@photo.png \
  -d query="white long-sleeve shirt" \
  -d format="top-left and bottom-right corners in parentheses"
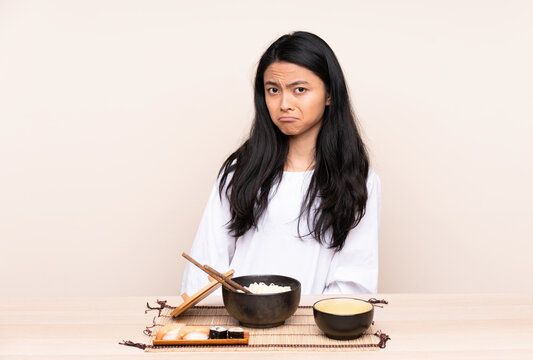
top-left (180, 168), bottom-right (381, 295)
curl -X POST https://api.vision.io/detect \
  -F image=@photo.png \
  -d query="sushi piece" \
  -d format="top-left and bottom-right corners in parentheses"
top-left (155, 323), bottom-right (186, 340)
top-left (178, 326), bottom-right (210, 340)
top-left (209, 326), bottom-right (228, 339)
top-left (228, 327), bottom-right (245, 339)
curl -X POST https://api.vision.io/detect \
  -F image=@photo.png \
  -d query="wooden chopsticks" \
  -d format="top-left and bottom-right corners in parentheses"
top-left (182, 252), bottom-right (252, 294)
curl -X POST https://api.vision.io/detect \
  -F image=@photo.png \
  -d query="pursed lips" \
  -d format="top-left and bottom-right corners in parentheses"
top-left (278, 116), bottom-right (299, 122)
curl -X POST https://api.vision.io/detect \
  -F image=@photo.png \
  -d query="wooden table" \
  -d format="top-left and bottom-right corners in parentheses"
top-left (1, 294), bottom-right (532, 359)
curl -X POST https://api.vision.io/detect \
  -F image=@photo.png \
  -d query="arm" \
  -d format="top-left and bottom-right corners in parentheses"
top-left (322, 169), bottom-right (381, 294)
top-left (180, 178), bottom-right (236, 296)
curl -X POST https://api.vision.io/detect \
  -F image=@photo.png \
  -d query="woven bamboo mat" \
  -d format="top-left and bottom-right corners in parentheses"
top-left (135, 302), bottom-right (389, 352)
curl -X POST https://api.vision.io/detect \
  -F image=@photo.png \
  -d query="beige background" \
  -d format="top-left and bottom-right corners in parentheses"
top-left (1, 0), bottom-right (532, 296)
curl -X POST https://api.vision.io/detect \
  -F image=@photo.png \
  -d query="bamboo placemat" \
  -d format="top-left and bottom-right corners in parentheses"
top-left (121, 300), bottom-right (390, 352)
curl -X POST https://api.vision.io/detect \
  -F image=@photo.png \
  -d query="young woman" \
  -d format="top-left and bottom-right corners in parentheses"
top-left (180, 31), bottom-right (381, 295)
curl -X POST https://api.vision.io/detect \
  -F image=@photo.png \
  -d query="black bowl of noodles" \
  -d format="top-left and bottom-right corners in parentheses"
top-left (222, 274), bottom-right (301, 328)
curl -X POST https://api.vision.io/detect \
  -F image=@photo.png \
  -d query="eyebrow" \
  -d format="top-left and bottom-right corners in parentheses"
top-left (264, 80), bottom-right (310, 87)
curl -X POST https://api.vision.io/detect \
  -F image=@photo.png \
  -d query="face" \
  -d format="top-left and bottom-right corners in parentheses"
top-left (263, 61), bottom-right (330, 138)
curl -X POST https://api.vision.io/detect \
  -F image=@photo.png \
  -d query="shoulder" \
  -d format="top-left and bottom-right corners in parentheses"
top-left (366, 168), bottom-right (381, 195)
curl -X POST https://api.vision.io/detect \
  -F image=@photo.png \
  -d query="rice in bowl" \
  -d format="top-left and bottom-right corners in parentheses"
top-left (237, 281), bottom-right (292, 294)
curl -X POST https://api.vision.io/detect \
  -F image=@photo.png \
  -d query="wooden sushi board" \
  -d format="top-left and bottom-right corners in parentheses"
top-left (153, 332), bottom-right (249, 346)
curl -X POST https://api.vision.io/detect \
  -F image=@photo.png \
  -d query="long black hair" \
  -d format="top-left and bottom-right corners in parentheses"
top-left (218, 31), bottom-right (369, 251)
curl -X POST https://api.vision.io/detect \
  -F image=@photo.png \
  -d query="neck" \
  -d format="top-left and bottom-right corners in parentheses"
top-left (285, 124), bottom-right (320, 172)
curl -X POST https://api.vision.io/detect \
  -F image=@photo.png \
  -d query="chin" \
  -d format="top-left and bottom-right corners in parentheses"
top-left (280, 130), bottom-right (301, 137)
top-left (276, 124), bottom-right (301, 136)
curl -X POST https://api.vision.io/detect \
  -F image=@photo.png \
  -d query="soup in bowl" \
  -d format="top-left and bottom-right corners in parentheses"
top-left (313, 297), bottom-right (374, 340)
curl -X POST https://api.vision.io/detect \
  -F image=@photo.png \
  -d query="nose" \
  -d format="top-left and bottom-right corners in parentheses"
top-left (280, 93), bottom-right (293, 111)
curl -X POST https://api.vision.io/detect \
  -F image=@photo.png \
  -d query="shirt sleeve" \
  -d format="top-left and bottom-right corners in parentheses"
top-left (322, 169), bottom-right (381, 294)
top-left (179, 177), bottom-right (236, 296)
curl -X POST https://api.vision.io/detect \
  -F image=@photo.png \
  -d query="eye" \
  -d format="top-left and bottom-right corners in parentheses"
top-left (295, 87), bottom-right (307, 94)
top-left (267, 88), bottom-right (279, 94)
